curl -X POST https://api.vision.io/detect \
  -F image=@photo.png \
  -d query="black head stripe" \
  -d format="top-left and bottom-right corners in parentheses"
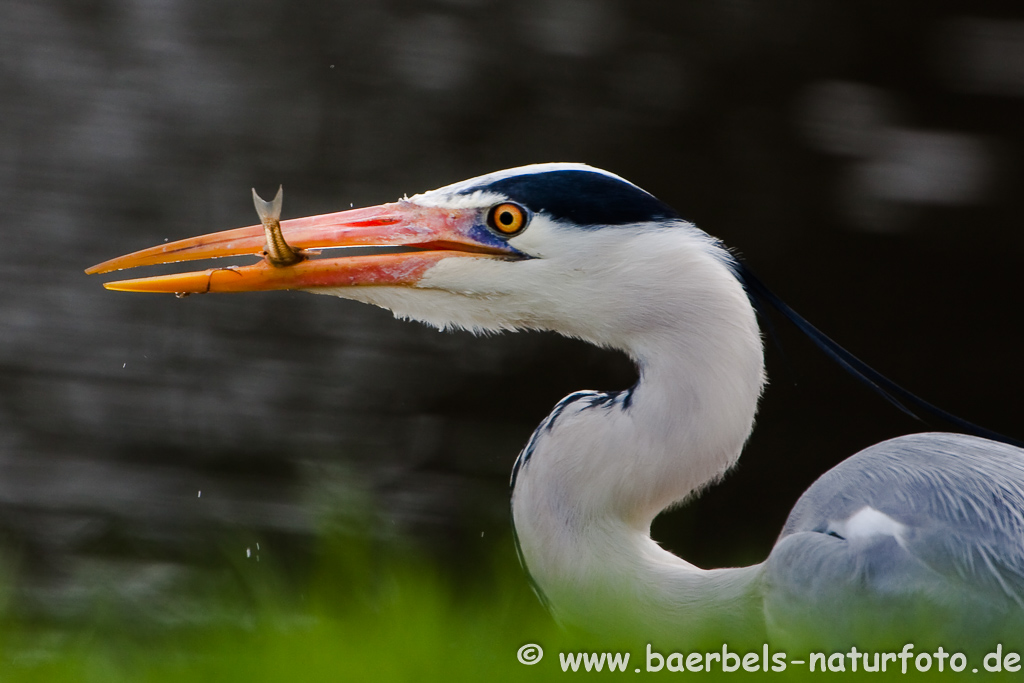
top-left (461, 170), bottom-right (679, 227)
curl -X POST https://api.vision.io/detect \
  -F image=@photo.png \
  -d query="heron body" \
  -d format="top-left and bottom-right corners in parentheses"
top-left (89, 163), bottom-right (1024, 647)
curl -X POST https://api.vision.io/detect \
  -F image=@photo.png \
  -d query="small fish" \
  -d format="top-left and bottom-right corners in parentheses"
top-left (253, 185), bottom-right (304, 267)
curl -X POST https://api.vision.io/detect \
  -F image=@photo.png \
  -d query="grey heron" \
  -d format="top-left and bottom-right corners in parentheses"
top-left (88, 163), bottom-right (1024, 649)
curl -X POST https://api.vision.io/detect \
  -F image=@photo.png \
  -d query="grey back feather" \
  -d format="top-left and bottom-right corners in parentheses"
top-left (763, 433), bottom-right (1024, 649)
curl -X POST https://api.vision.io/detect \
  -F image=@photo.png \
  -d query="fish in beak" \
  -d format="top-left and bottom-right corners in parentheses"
top-left (86, 188), bottom-right (523, 295)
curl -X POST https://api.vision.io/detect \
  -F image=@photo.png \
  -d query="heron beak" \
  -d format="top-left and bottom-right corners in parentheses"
top-left (86, 200), bottom-right (517, 294)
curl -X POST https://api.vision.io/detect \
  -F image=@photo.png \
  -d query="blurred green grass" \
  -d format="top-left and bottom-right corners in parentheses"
top-left (0, 528), bottom-right (569, 682)
top-left (0, 545), bottom-right (1000, 682)
top-left (0, 508), bottom-right (1011, 682)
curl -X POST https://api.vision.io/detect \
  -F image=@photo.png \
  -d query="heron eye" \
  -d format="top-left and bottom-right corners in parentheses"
top-left (488, 203), bottom-right (527, 235)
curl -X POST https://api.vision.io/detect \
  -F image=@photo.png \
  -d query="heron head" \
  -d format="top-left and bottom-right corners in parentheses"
top-left (88, 163), bottom-right (733, 346)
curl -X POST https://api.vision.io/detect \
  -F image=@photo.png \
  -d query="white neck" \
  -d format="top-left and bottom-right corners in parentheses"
top-left (510, 238), bottom-right (767, 641)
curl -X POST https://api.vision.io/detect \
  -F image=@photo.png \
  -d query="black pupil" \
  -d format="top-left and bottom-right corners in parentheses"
top-left (500, 210), bottom-right (514, 226)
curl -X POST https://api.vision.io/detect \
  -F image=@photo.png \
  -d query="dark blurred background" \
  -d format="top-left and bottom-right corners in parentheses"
top-left (3, 0), bottom-right (1024, 624)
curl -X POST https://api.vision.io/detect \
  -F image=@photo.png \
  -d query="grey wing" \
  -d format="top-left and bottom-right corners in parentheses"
top-left (761, 432), bottom-right (1024, 649)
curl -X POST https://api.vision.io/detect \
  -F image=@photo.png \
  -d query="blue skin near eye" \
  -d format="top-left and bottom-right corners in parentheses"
top-left (462, 219), bottom-right (526, 255)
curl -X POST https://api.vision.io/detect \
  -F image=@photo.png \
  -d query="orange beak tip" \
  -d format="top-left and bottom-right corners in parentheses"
top-left (86, 260), bottom-right (122, 275)
top-left (102, 280), bottom-right (160, 293)
top-left (101, 280), bottom-right (177, 294)
top-left (99, 269), bottom-right (223, 294)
